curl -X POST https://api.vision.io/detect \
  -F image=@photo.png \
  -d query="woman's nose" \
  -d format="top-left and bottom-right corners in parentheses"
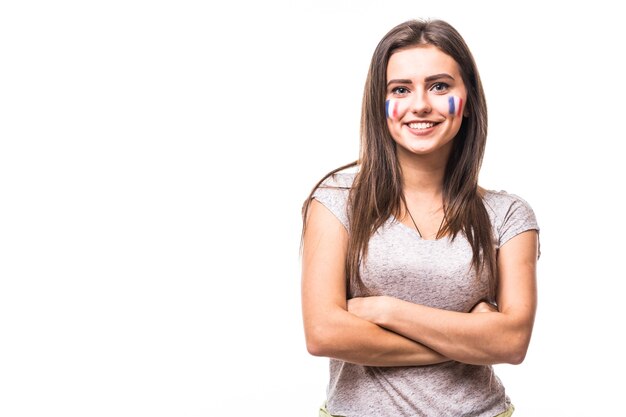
top-left (409, 92), bottom-right (432, 115)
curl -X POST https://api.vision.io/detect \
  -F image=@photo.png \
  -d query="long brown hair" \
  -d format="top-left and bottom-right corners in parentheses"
top-left (302, 19), bottom-right (497, 299)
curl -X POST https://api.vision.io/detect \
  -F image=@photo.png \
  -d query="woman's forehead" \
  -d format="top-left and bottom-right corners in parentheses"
top-left (387, 45), bottom-right (461, 79)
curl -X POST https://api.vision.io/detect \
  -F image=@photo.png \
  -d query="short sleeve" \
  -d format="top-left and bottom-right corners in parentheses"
top-left (498, 195), bottom-right (539, 248)
top-left (484, 191), bottom-right (540, 256)
top-left (310, 173), bottom-right (353, 230)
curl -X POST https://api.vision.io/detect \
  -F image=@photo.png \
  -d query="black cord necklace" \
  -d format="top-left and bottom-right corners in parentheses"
top-left (405, 205), bottom-right (445, 239)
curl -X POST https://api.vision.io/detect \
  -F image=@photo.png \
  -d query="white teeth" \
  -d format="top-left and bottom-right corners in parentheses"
top-left (408, 122), bottom-right (435, 129)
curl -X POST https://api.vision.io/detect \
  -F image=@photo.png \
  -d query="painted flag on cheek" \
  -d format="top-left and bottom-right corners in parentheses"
top-left (448, 96), bottom-right (463, 117)
top-left (385, 99), bottom-right (399, 119)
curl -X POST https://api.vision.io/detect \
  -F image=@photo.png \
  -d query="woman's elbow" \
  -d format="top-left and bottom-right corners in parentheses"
top-left (304, 323), bottom-right (334, 357)
top-left (505, 349), bottom-right (527, 365)
top-left (501, 331), bottom-right (532, 365)
top-left (305, 334), bottom-right (325, 357)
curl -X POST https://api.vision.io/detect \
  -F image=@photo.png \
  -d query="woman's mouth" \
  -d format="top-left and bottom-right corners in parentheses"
top-left (407, 121), bottom-right (436, 130)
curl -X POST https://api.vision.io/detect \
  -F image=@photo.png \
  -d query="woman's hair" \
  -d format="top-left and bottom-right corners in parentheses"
top-left (302, 19), bottom-right (497, 299)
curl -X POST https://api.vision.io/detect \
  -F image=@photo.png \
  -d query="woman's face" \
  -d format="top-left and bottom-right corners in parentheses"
top-left (385, 44), bottom-right (468, 162)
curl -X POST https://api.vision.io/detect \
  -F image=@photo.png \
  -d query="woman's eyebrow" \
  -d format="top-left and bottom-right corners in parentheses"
top-left (424, 73), bottom-right (455, 82)
top-left (387, 78), bottom-right (413, 86)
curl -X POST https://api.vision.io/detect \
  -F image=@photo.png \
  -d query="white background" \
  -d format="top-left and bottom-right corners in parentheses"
top-left (1, 1), bottom-right (624, 416)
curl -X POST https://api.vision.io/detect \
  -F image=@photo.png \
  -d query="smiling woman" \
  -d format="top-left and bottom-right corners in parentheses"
top-left (385, 45), bottom-right (468, 169)
top-left (300, 19), bottom-right (539, 417)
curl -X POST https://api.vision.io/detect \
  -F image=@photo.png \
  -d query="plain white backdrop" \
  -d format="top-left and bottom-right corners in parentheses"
top-left (1, 1), bottom-right (624, 416)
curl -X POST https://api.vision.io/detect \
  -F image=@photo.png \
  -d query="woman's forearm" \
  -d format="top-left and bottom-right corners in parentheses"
top-left (305, 306), bottom-right (449, 367)
top-left (373, 298), bottom-right (530, 365)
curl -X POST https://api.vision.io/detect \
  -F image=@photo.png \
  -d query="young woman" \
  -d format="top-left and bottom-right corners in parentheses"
top-left (301, 19), bottom-right (540, 417)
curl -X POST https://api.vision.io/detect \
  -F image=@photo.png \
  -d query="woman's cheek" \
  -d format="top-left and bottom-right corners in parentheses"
top-left (432, 94), bottom-right (465, 118)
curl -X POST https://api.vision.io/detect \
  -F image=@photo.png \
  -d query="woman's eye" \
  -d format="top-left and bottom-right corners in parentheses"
top-left (391, 86), bottom-right (410, 95)
top-left (430, 82), bottom-right (449, 93)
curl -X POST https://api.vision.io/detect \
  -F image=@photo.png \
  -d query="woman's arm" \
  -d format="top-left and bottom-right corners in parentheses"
top-left (348, 230), bottom-right (539, 366)
top-left (302, 199), bottom-right (449, 367)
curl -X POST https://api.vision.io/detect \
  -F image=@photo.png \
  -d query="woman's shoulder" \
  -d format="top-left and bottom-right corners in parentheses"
top-left (317, 171), bottom-right (356, 190)
top-left (481, 188), bottom-right (537, 223)
top-left (309, 171), bottom-right (357, 230)
top-left (482, 188), bottom-right (533, 209)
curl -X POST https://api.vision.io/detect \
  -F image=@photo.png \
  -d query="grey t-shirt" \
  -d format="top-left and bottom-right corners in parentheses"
top-left (312, 172), bottom-right (539, 417)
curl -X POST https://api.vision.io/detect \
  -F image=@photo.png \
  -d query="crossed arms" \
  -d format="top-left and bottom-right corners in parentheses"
top-left (301, 200), bottom-right (539, 367)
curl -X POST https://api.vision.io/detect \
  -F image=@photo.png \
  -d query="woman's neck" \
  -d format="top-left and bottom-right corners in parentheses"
top-left (399, 156), bottom-right (446, 198)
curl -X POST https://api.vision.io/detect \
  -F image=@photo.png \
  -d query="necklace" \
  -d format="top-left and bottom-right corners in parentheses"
top-left (405, 205), bottom-right (445, 239)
